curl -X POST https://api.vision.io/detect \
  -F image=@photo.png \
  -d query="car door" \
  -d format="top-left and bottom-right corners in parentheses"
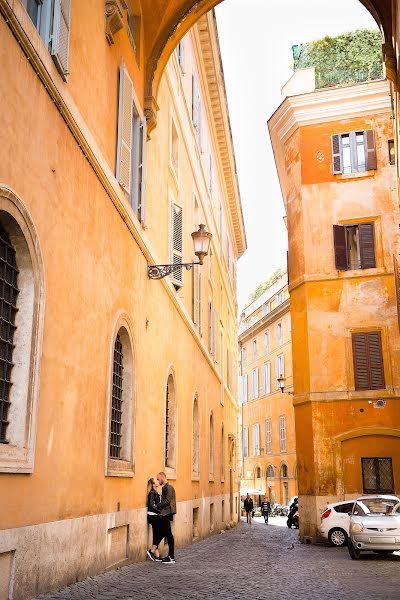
top-left (333, 502), bottom-right (354, 533)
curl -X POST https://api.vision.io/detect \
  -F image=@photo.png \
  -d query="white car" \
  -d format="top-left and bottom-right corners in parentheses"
top-left (320, 501), bottom-right (355, 546)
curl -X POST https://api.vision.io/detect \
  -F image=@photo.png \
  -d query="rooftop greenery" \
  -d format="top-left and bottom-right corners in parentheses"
top-left (246, 267), bottom-right (287, 306)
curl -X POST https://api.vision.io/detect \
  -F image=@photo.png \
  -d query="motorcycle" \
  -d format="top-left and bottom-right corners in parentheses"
top-left (287, 510), bottom-right (299, 529)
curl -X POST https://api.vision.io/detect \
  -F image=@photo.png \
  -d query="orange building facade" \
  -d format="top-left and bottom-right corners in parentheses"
top-left (239, 273), bottom-right (297, 508)
top-left (0, 4), bottom-right (245, 599)
top-left (269, 75), bottom-right (400, 542)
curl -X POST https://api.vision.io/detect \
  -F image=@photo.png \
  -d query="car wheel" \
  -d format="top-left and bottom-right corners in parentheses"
top-left (329, 528), bottom-right (347, 547)
top-left (348, 539), bottom-right (361, 560)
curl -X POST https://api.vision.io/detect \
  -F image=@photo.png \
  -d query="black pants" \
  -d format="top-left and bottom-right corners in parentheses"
top-left (148, 515), bottom-right (163, 548)
top-left (263, 512), bottom-right (269, 523)
top-left (160, 515), bottom-right (175, 559)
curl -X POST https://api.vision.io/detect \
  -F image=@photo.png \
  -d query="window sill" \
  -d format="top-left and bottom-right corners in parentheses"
top-left (106, 458), bottom-right (134, 478)
top-left (335, 170), bottom-right (376, 182)
top-left (209, 475), bottom-right (215, 482)
top-left (165, 466), bottom-right (177, 480)
top-left (191, 473), bottom-right (200, 482)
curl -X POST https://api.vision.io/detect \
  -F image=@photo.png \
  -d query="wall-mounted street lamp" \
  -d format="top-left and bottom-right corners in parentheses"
top-left (147, 224), bottom-right (212, 280)
top-left (277, 375), bottom-right (294, 396)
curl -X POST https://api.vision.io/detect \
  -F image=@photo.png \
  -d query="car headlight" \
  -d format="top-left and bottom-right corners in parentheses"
top-left (351, 523), bottom-right (364, 533)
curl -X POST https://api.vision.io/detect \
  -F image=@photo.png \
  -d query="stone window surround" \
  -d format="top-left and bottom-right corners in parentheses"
top-left (0, 186), bottom-right (45, 474)
top-left (105, 312), bottom-right (136, 477)
top-left (191, 392), bottom-right (200, 481)
top-left (164, 366), bottom-right (178, 480)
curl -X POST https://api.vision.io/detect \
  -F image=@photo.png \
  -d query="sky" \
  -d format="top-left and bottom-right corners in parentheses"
top-left (214, 0), bottom-right (378, 309)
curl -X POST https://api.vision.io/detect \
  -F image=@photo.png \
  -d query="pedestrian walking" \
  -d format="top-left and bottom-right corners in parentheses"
top-left (243, 493), bottom-right (254, 524)
top-left (146, 477), bottom-right (163, 562)
top-left (261, 498), bottom-right (271, 524)
top-left (157, 471), bottom-right (176, 564)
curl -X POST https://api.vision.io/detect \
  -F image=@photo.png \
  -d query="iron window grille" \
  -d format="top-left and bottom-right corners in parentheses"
top-left (0, 225), bottom-right (19, 444)
top-left (362, 457), bottom-right (394, 494)
top-left (109, 334), bottom-right (124, 459)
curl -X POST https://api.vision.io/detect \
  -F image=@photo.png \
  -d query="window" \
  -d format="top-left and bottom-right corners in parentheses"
top-left (252, 340), bottom-right (257, 361)
top-left (241, 346), bottom-right (247, 368)
top-left (362, 458), bottom-right (394, 494)
top-left (251, 368), bottom-right (259, 400)
top-left (209, 412), bottom-right (214, 479)
top-left (21, 0), bottom-right (71, 80)
top-left (192, 396), bottom-right (200, 478)
top-left (126, 2), bottom-right (138, 57)
top-left (331, 130), bottom-right (377, 174)
top-left (262, 362), bottom-right (271, 395)
top-left (116, 64), bottom-right (147, 222)
top-left (334, 503), bottom-right (354, 514)
top-left (388, 139), bottom-right (395, 165)
top-left (170, 119), bottom-right (179, 175)
top-left (252, 423), bottom-right (260, 456)
top-left (175, 38), bottom-right (185, 72)
top-left (171, 202), bottom-right (183, 287)
top-left (275, 354), bottom-right (284, 389)
top-left (262, 302), bottom-right (270, 316)
top-left (266, 464), bottom-right (274, 478)
top-left (281, 464), bottom-right (288, 478)
top-left (221, 424), bottom-right (225, 481)
top-left (279, 416), bottom-right (286, 452)
top-left (239, 374), bottom-right (248, 404)
top-left (242, 427), bottom-right (249, 458)
top-left (277, 323), bottom-right (283, 346)
top-left (255, 466), bottom-right (261, 478)
top-left (192, 74), bottom-right (202, 147)
top-left (264, 333), bottom-right (269, 355)
top-left (165, 374), bottom-right (177, 471)
top-left (276, 290), bottom-right (284, 305)
top-left (333, 222), bottom-right (376, 271)
top-left (266, 420), bottom-right (272, 454)
top-left (107, 324), bottom-right (135, 476)
top-left (352, 331), bottom-right (385, 390)
top-left (208, 248), bottom-right (213, 282)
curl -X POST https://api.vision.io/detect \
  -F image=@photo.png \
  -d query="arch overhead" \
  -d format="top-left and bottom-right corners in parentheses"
top-left (141, 0), bottom-right (394, 128)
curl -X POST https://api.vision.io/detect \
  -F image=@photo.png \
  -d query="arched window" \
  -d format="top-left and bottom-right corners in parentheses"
top-left (281, 463), bottom-right (288, 478)
top-left (266, 464), bottom-right (274, 478)
top-left (0, 196), bottom-right (44, 474)
top-left (192, 394), bottom-right (200, 478)
top-left (209, 411), bottom-right (214, 479)
top-left (107, 322), bottom-right (135, 475)
top-left (220, 423), bottom-right (225, 481)
top-left (165, 373), bottom-right (177, 470)
top-left (255, 466), bottom-right (261, 478)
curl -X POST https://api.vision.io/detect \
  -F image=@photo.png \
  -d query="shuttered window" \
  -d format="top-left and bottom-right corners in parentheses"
top-left (266, 420), bottom-right (272, 454)
top-left (192, 74), bottom-right (202, 147)
top-left (252, 423), bottom-right (260, 456)
top-left (279, 416), bottom-right (286, 453)
top-left (193, 265), bottom-right (201, 329)
top-left (262, 362), bottom-right (271, 395)
top-left (352, 331), bottom-right (385, 390)
top-left (264, 333), bottom-right (269, 355)
top-left (239, 374), bottom-right (248, 404)
top-left (176, 38), bottom-right (186, 72)
top-left (277, 323), bottom-right (283, 346)
top-left (251, 368), bottom-right (259, 400)
top-left (362, 458), bottom-right (394, 494)
top-left (331, 130), bottom-right (377, 174)
top-left (171, 203), bottom-right (183, 286)
top-left (50, 0), bottom-right (71, 81)
top-left (241, 346), bottom-right (247, 368)
top-left (242, 427), bottom-right (249, 458)
top-left (252, 340), bottom-right (257, 361)
top-left (275, 354), bottom-right (284, 389)
top-left (333, 222), bottom-right (376, 271)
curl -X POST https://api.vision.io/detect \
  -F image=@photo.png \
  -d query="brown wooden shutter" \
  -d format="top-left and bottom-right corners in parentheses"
top-left (333, 225), bottom-right (348, 270)
top-left (331, 134), bottom-right (343, 174)
top-left (365, 130), bottom-right (377, 170)
top-left (352, 331), bottom-right (385, 390)
top-left (393, 255), bottom-right (400, 332)
top-left (359, 222), bottom-right (376, 269)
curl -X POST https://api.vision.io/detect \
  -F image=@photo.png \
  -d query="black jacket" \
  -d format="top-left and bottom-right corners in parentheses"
top-left (147, 489), bottom-right (161, 514)
top-left (243, 497), bottom-right (254, 512)
top-left (157, 482), bottom-right (176, 517)
top-left (261, 501), bottom-right (270, 513)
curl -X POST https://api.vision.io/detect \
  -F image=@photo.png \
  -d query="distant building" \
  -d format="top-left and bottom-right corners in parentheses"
top-left (239, 272), bottom-right (297, 507)
top-left (269, 71), bottom-right (400, 542)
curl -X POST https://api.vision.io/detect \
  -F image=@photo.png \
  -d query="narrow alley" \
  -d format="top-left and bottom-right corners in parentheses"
top-left (37, 519), bottom-right (399, 600)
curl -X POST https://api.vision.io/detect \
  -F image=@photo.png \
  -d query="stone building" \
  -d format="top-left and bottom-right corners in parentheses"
top-left (0, 3), bottom-right (245, 598)
top-left (239, 272), bottom-right (297, 508)
top-left (269, 71), bottom-right (400, 542)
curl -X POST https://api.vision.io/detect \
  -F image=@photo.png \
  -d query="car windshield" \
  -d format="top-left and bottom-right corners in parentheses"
top-left (353, 498), bottom-right (399, 516)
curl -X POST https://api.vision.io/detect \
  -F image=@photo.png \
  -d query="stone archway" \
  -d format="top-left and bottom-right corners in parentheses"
top-left (139, 0), bottom-right (394, 129)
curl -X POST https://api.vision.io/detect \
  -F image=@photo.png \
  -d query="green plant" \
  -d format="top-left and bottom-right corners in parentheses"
top-left (247, 267), bottom-right (286, 305)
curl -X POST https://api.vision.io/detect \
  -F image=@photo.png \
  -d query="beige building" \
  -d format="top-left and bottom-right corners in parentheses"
top-left (0, 4), bottom-right (245, 599)
top-left (239, 272), bottom-right (297, 508)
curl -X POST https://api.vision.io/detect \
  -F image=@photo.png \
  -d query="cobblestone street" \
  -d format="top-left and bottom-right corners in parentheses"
top-left (37, 517), bottom-right (399, 600)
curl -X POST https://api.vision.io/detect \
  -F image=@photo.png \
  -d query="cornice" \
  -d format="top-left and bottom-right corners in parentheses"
top-left (194, 12), bottom-right (247, 258)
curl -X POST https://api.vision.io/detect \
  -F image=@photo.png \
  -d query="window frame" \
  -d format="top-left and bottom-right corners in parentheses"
top-left (279, 415), bottom-right (286, 453)
top-left (362, 457), bottom-right (394, 494)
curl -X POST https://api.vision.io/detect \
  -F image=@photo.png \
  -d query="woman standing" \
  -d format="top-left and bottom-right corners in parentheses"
top-left (146, 477), bottom-right (163, 561)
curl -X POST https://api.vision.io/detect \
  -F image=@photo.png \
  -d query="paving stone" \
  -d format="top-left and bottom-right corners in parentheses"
top-left (36, 516), bottom-right (400, 600)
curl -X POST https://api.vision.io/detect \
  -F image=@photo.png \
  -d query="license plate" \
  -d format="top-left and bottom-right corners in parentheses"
top-left (369, 537), bottom-right (396, 544)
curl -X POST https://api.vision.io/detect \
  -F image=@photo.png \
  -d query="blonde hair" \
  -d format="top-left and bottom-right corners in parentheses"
top-left (147, 477), bottom-right (157, 494)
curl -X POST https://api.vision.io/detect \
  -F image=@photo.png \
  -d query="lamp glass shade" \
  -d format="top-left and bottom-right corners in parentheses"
top-left (192, 224), bottom-right (212, 264)
top-left (277, 375), bottom-right (285, 390)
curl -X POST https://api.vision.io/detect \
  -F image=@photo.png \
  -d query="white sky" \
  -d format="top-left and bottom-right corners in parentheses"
top-left (215, 0), bottom-right (378, 310)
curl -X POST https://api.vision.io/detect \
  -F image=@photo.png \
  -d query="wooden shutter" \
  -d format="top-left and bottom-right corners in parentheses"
top-left (331, 134), bottom-right (343, 174)
top-left (262, 363), bottom-right (266, 394)
top-left (359, 222), bottom-right (376, 269)
top-left (50, 0), bottom-right (71, 80)
top-left (138, 118), bottom-right (147, 222)
top-left (333, 225), bottom-right (348, 270)
top-left (365, 129), bottom-right (377, 170)
top-left (266, 362), bottom-right (271, 394)
top-left (352, 331), bottom-right (385, 390)
top-left (393, 255), bottom-right (400, 332)
top-left (171, 203), bottom-right (183, 286)
top-left (116, 64), bottom-right (134, 194)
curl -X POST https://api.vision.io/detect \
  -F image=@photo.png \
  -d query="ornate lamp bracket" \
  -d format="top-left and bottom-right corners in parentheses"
top-left (147, 262), bottom-right (196, 280)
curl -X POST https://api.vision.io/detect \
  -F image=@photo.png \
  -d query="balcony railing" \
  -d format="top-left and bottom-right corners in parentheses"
top-left (315, 63), bottom-right (383, 89)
